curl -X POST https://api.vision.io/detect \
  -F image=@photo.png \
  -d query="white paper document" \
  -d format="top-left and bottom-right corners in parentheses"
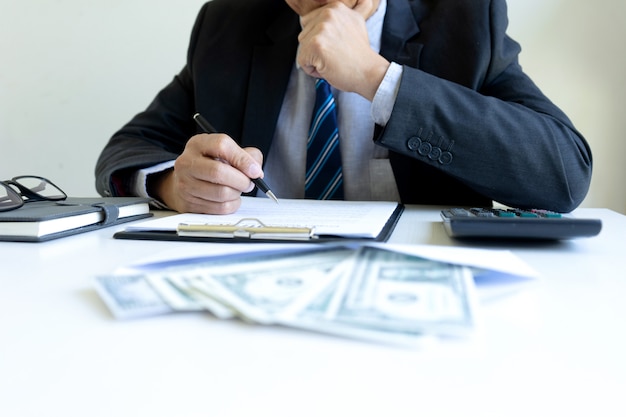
top-left (123, 197), bottom-right (400, 239)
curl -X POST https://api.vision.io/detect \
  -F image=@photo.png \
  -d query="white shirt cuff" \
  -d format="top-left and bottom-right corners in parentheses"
top-left (133, 160), bottom-right (175, 209)
top-left (371, 62), bottom-right (403, 126)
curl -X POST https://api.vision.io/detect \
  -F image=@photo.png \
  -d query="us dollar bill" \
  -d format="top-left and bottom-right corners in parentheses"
top-left (279, 246), bottom-right (476, 343)
top-left (144, 272), bottom-right (206, 312)
top-left (94, 245), bottom-right (477, 346)
top-left (142, 270), bottom-right (238, 319)
top-left (331, 246), bottom-right (475, 334)
top-left (165, 273), bottom-right (236, 319)
top-left (190, 247), bottom-right (355, 324)
top-left (94, 274), bottom-right (173, 320)
top-left (95, 247), bottom-right (353, 322)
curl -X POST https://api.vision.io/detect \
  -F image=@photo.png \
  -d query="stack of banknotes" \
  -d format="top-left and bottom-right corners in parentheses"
top-left (94, 245), bottom-right (478, 345)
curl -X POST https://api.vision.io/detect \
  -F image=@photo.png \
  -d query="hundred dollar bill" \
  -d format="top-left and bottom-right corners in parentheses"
top-left (94, 274), bottom-right (173, 320)
top-left (190, 247), bottom-right (354, 324)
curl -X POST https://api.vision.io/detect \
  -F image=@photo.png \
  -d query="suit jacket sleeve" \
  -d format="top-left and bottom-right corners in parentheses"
top-left (376, 0), bottom-right (592, 212)
top-left (94, 3), bottom-right (211, 197)
top-left (94, 0), bottom-right (296, 198)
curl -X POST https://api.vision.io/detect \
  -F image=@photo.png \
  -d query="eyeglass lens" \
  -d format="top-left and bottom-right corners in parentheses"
top-left (0, 183), bottom-right (23, 210)
top-left (13, 176), bottom-right (66, 200)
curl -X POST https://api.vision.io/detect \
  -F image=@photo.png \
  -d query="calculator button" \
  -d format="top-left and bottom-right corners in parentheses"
top-left (532, 209), bottom-right (562, 218)
top-left (518, 211), bottom-right (539, 218)
top-left (470, 208), bottom-right (495, 217)
top-left (495, 210), bottom-right (516, 217)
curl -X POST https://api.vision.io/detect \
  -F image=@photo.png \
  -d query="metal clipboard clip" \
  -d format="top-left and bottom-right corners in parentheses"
top-left (176, 218), bottom-right (316, 240)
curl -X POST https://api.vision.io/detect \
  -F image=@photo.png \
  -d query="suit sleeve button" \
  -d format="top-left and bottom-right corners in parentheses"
top-left (407, 136), bottom-right (421, 151)
top-left (439, 151), bottom-right (453, 165)
top-left (418, 141), bottom-right (432, 156)
top-left (428, 147), bottom-right (442, 161)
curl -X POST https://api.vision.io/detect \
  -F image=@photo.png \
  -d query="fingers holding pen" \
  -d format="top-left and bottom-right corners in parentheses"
top-left (166, 133), bottom-right (264, 214)
top-left (193, 132), bottom-right (264, 185)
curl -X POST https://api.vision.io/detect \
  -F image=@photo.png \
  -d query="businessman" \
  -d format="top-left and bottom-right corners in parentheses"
top-left (95, 0), bottom-right (593, 214)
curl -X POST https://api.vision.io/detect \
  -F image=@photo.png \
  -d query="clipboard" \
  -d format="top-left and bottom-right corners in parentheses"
top-left (177, 218), bottom-right (315, 240)
top-left (114, 204), bottom-right (404, 243)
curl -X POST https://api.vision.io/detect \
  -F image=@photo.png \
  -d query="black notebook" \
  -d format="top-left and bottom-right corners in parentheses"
top-left (0, 197), bottom-right (153, 242)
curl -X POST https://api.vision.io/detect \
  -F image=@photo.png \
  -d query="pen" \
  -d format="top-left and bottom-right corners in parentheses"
top-left (193, 112), bottom-right (279, 204)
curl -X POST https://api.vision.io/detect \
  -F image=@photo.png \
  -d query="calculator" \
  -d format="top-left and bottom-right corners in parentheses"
top-left (440, 208), bottom-right (602, 240)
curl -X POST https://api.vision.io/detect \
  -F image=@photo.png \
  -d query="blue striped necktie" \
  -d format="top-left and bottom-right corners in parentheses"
top-left (305, 79), bottom-right (344, 200)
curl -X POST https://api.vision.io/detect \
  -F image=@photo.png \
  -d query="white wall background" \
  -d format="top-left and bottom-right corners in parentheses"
top-left (1, 0), bottom-right (624, 214)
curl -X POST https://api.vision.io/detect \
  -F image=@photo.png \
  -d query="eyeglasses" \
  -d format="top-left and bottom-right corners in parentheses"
top-left (0, 176), bottom-right (67, 212)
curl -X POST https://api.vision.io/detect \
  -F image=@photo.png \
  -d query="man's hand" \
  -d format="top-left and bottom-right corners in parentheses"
top-left (297, 1), bottom-right (389, 101)
top-left (149, 133), bottom-right (264, 214)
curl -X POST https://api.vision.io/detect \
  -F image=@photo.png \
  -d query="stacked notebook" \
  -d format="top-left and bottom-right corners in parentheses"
top-left (0, 197), bottom-right (152, 242)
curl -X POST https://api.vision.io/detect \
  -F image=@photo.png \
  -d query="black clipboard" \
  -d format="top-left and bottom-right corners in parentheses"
top-left (114, 204), bottom-right (404, 243)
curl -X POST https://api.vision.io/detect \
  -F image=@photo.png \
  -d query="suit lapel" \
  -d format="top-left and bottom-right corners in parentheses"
top-left (381, 0), bottom-right (424, 67)
top-left (240, 8), bottom-right (300, 156)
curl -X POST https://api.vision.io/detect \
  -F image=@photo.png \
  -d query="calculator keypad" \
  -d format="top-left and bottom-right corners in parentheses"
top-left (440, 208), bottom-right (601, 240)
top-left (459, 208), bottom-right (563, 219)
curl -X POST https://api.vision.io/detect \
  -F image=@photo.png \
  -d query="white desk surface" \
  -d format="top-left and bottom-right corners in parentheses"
top-left (1, 207), bottom-right (625, 417)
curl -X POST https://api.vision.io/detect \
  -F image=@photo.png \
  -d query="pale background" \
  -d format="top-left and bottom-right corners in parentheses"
top-left (1, 0), bottom-right (624, 214)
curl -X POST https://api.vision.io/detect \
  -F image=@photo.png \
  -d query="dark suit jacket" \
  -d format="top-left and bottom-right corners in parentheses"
top-left (95, 0), bottom-right (592, 212)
